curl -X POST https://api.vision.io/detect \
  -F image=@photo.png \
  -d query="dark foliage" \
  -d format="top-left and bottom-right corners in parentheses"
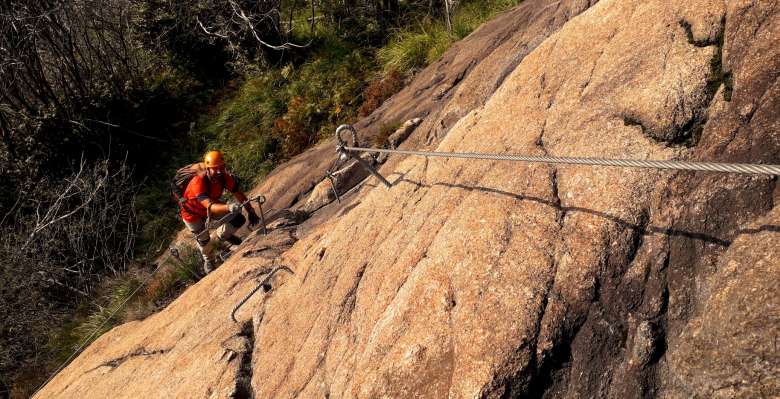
top-left (0, 159), bottom-right (138, 396)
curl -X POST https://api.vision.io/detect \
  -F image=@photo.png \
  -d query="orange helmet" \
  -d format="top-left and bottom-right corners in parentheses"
top-left (203, 150), bottom-right (226, 168)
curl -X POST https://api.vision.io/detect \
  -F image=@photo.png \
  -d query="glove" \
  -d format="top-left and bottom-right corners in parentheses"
top-left (248, 211), bottom-right (260, 227)
top-left (229, 202), bottom-right (243, 214)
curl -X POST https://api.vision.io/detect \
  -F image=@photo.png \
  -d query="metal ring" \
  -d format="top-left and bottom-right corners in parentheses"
top-left (336, 124), bottom-right (358, 147)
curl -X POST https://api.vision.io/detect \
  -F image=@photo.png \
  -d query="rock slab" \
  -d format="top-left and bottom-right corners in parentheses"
top-left (35, 0), bottom-right (780, 398)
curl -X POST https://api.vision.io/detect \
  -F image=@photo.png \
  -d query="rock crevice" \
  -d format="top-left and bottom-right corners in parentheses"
top-left (232, 321), bottom-right (256, 399)
top-left (87, 347), bottom-right (172, 373)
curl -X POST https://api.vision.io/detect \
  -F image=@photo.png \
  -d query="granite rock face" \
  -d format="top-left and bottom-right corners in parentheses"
top-left (35, 0), bottom-right (779, 398)
top-left (245, 0), bottom-right (600, 214)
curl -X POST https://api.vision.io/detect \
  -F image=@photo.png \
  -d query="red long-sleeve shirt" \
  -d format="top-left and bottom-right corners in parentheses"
top-left (180, 173), bottom-right (238, 222)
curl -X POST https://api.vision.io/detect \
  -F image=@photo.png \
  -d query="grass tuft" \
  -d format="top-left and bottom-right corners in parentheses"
top-left (45, 245), bottom-right (202, 375)
top-left (378, 0), bottom-right (523, 75)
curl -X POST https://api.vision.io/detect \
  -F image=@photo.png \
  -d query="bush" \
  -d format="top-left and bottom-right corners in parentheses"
top-left (377, 29), bottom-right (439, 73)
top-left (359, 70), bottom-right (406, 117)
top-left (196, 72), bottom-right (286, 185)
top-left (199, 39), bottom-right (374, 185)
top-left (378, 0), bottom-right (523, 75)
top-left (141, 245), bottom-right (202, 308)
top-left (72, 276), bottom-right (142, 341)
top-left (273, 46), bottom-right (373, 152)
top-left (35, 243), bottom-right (202, 395)
top-left (0, 159), bottom-right (138, 397)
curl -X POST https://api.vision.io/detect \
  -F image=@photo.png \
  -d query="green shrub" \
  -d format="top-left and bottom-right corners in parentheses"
top-left (196, 72), bottom-right (286, 185)
top-left (45, 246), bottom-right (201, 372)
top-left (43, 272), bottom-right (143, 375)
top-left (379, 0), bottom-right (523, 75)
top-left (169, 246), bottom-right (203, 283)
top-left (73, 277), bottom-right (140, 341)
top-left (199, 39), bottom-right (374, 185)
top-left (43, 304), bottom-right (91, 367)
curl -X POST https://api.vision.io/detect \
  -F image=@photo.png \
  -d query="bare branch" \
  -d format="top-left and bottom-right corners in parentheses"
top-left (23, 161), bottom-right (105, 248)
top-left (196, 16), bottom-right (228, 38)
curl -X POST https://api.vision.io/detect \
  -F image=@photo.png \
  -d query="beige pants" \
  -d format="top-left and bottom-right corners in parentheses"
top-left (183, 214), bottom-right (243, 264)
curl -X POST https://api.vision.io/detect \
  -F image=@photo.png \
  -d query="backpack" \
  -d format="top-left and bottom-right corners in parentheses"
top-left (171, 163), bottom-right (210, 214)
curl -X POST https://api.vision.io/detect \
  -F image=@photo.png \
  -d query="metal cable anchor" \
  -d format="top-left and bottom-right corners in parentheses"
top-left (251, 195), bottom-right (268, 235)
top-left (336, 124), bottom-right (391, 188)
top-left (325, 171), bottom-right (341, 203)
top-left (230, 265), bottom-right (295, 323)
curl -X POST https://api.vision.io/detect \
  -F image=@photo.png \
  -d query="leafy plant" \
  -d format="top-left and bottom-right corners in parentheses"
top-left (199, 40), bottom-right (374, 185)
top-left (359, 70), bottom-right (405, 117)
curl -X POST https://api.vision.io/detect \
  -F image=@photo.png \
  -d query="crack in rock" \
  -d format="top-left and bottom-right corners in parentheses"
top-left (622, 16), bottom-right (730, 147)
top-left (88, 347), bottom-right (171, 372)
top-left (230, 320), bottom-right (256, 399)
top-left (337, 262), bottom-right (368, 325)
top-left (433, 59), bottom-right (478, 101)
top-left (241, 247), bottom-right (280, 259)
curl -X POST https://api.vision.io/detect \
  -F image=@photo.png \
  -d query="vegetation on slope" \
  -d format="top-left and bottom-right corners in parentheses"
top-left (0, 0), bottom-right (521, 396)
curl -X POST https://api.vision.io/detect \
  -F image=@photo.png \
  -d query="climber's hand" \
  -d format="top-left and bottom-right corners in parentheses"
top-left (229, 203), bottom-right (243, 215)
top-left (248, 211), bottom-right (260, 227)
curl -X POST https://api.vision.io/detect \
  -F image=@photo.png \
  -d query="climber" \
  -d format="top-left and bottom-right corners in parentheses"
top-left (178, 150), bottom-right (260, 274)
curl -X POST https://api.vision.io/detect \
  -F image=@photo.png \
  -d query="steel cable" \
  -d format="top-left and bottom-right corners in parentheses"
top-left (343, 146), bottom-right (780, 175)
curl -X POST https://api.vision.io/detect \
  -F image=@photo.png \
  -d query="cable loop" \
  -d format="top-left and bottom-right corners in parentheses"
top-left (336, 124), bottom-right (358, 161)
top-left (336, 124), bottom-right (358, 147)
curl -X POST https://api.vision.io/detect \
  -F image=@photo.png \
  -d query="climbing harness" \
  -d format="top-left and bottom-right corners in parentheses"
top-left (334, 124), bottom-right (780, 177)
top-left (230, 265), bottom-right (295, 323)
top-left (183, 195), bottom-right (269, 274)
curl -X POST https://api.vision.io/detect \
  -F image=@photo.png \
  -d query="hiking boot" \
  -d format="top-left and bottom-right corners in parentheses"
top-left (202, 259), bottom-right (215, 275)
top-left (225, 235), bottom-right (243, 246)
